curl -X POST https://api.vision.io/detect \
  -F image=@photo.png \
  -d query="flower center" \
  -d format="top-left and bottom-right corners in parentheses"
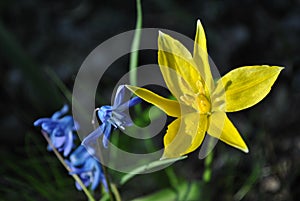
top-left (196, 94), bottom-right (211, 114)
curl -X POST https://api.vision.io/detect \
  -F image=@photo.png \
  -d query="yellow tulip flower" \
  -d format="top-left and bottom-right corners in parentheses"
top-left (126, 20), bottom-right (283, 159)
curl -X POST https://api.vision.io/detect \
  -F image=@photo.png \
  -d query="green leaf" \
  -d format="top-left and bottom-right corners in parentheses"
top-left (120, 156), bottom-right (187, 185)
top-left (99, 193), bottom-right (110, 201)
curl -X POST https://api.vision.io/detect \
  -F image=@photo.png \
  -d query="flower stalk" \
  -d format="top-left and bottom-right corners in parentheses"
top-left (41, 130), bottom-right (96, 201)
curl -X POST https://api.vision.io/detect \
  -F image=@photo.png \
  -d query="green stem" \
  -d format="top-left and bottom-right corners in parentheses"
top-left (165, 167), bottom-right (179, 189)
top-left (202, 138), bottom-right (214, 183)
top-left (203, 152), bottom-right (213, 183)
top-left (90, 111), bottom-right (115, 200)
top-left (41, 130), bottom-right (96, 201)
top-left (97, 147), bottom-right (115, 201)
top-left (129, 0), bottom-right (181, 187)
top-left (111, 184), bottom-right (122, 201)
top-left (130, 0), bottom-right (143, 115)
top-left (129, 0), bottom-right (142, 87)
top-left (72, 175), bottom-right (95, 201)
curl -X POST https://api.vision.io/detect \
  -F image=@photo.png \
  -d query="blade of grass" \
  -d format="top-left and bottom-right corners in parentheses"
top-left (45, 67), bottom-right (95, 127)
top-left (233, 158), bottom-right (262, 200)
top-left (132, 181), bottom-right (201, 201)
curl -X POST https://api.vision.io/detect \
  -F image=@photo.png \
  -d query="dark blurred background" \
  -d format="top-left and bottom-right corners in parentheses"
top-left (1, 0), bottom-right (299, 200)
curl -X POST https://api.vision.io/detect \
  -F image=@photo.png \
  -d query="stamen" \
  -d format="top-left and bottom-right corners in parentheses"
top-left (196, 80), bottom-right (206, 94)
top-left (196, 94), bottom-right (211, 114)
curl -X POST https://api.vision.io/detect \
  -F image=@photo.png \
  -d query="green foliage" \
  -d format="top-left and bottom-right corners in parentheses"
top-left (120, 156), bottom-right (187, 185)
top-left (0, 133), bottom-right (84, 201)
top-left (132, 181), bottom-right (202, 201)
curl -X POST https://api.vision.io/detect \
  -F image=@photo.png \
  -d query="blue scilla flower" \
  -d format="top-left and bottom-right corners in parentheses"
top-left (66, 145), bottom-right (108, 191)
top-left (83, 85), bottom-right (141, 148)
top-left (34, 105), bottom-right (77, 156)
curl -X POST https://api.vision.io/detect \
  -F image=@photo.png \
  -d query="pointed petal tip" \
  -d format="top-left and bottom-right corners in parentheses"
top-left (158, 30), bottom-right (168, 40)
top-left (160, 153), bottom-right (187, 160)
top-left (196, 19), bottom-right (202, 26)
top-left (160, 151), bottom-right (180, 160)
top-left (160, 152), bottom-right (170, 160)
top-left (237, 145), bottom-right (249, 153)
top-left (33, 120), bottom-right (39, 126)
top-left (158, 30), bottom-right (164, 36)
top-left (262, 65), bottom-right (285, 71)
top-left (243, 147), bottom-right (249, 153)
top-left (233, 143), bottom-right (249, 154)
top-left (159, 156), bottom-right (166, 160)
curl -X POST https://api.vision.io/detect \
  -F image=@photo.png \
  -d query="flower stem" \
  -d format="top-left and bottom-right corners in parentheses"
top-left (41, 130), bottom-right (96, 201)
top-left (203, 151), bottom-right (213, 182)
top-left (130, 0), bottom-right (143, 115)
top-left (165, 167), bottom-right (179, 189)
top-left (202, 138), bottom-right (214, 183)
top-left (91, 120), bottom-right (115, 201)
top-left (129, 0), bottom-right (142, 87)
top-left (97, 148), bottom-right (115, 201)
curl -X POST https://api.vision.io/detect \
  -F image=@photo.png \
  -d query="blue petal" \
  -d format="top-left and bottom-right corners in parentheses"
top-left (70, 145), bottom-right (93, 166)
top-left (113, 85), bottom-right (126, 107)
top-left (91, 161), bottom-right (102, 190)
top-left (116, 97), bottom-right (141, 112)
top-left (81, 125), bottom-right (104, 148)
top-left (52, 104), bottom-right (69, 120)
top-left (128, 97), bottom-right (142, 107)
top-left (52, 135), bottom-right (65, 148)
top-left (60, 116), bottom-right (74, 127)
top-left (47, 144), bottom-right (53, 151)
top-left (72, 158), bottom-right (95, 174)
top-left (80, 173), bottom-right (92, 186)
top-left (66, 160), bottom-right (85, 173)
top-left (102, 123), bottom-right (112, 148)
top-left (33, 118), bottom-right (51, 126)
top-left (63, 130), bottom-right (74, 157)
top-left (97, 106), bottom-right (112, 123)
top-left (101, 174), bottom-right (109, 192)
top-left (52, 127), bottom-right (64, 137)
top-left (41, 122), bottom-right (58, 133)
top-left (117, 111), bottom-right (134, 127)
top-left (75, 181), bottom-right (82, 190)
top-left (73, 121), bottom-right (80, 131)
top-left (75, 174), bottom-right (90, 190)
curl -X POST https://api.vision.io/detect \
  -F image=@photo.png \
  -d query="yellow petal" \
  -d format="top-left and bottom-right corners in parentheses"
top-left (207, 112), bottom-right (248, 153)
top-left (193, 20), bottom-right (207, 57)
top-left (158, 31), bottom-right (201, 97)
top-left (214, 65), bottom-right (284, 112)
top-left (162, 113), bottom-right (208, 159)
top-left (193, 20), bottom-right (214, 93)
top-left (126, 85), bottom-right (181, 117)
